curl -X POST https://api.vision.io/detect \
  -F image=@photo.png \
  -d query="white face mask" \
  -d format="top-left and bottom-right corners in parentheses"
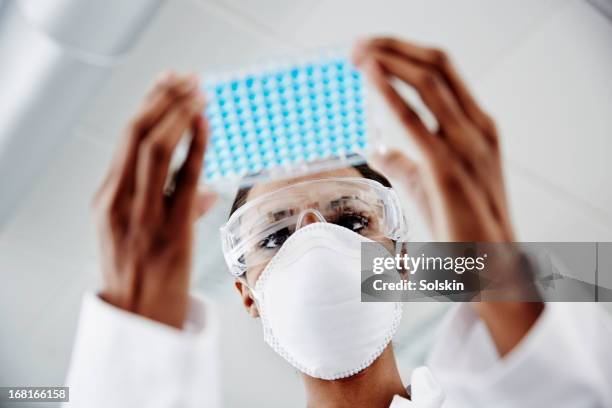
top-left (251, 222), bottom-right (402, 380)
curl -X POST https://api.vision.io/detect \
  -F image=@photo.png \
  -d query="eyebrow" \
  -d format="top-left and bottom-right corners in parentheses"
top-left (271, 209), bottom-right (295, 221)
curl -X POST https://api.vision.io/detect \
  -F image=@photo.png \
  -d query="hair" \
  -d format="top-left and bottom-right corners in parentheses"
top-left (229, 162), bottom-right (393, 218)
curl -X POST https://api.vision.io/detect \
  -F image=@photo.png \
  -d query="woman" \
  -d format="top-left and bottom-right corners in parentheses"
top-left (65, 38), bottom-right (612, 407)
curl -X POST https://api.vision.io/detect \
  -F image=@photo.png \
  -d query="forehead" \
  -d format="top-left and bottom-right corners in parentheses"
top-left (247, 166), bottom-right (362, 202)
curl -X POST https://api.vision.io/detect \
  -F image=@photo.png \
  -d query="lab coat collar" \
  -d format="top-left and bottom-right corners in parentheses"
top-left (390, 367), bottom-right (445, 407)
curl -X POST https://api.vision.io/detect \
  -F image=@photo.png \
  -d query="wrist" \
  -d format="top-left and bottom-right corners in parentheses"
top-left (137, 295), bottom-right (189, 329)
top-left (100, 287), bottom-right (189, 329)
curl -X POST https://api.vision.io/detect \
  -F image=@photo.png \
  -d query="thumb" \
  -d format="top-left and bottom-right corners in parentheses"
top-left (371, 148), bottom-right (420, 185)
top-left (370, 149), bottom-right (432, 226)
top-left (193, 190), bottom-right (218, 219)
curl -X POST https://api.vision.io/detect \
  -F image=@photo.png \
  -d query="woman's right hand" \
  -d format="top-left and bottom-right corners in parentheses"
top-left (353, 38), bottom-right (514, 243)
top-left (92, 72), bottom-right (216, 329)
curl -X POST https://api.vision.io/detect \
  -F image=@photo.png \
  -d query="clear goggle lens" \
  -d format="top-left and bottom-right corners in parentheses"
top-left (221, 178), bottom-right (407, 277)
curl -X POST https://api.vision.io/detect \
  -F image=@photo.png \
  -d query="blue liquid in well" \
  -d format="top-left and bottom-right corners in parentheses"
top-left (202, 56), bottom-right (368, 181)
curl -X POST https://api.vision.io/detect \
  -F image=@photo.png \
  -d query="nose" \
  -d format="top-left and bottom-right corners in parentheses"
top-left (296, 209), bottom-right (326, 230)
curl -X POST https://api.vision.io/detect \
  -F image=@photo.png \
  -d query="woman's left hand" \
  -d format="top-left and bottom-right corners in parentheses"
top-left (354, 38), bottom-right (542, 356)
top-left (353, 38), bottom-right (514, 242)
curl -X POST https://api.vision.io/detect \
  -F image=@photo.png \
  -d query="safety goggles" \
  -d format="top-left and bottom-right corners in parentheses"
top-left (220, 177), bottom-right (407, 277)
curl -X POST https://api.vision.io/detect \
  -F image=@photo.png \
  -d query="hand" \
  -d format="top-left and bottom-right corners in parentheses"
top-left (353, 38), bottom-right (514, 242)
top-left (92, 72), bottom-right (217, 329)
top-left (354, 38), bottom-right (542, 356)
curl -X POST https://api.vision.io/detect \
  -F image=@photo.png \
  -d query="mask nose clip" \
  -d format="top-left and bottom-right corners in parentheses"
top-left (296, 208), bottom-right (326, 229)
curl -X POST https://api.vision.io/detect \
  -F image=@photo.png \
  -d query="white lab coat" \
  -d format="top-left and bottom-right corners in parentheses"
top-left (65, 294), bottom-right (612, 407)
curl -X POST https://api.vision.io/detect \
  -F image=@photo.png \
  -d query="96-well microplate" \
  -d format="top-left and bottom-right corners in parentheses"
top-left (202, 51), bottom-right (369, 184)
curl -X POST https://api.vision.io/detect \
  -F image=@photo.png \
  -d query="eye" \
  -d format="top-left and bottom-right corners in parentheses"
top-left (258, 227), bottom-right (291, 250)
top-left (334, 214), bottom-right (369, 233)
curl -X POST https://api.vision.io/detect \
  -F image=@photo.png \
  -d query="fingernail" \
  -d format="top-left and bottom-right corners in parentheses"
top-left (193, 94), bottom-right (206, 108)
top-left (198, 183), bottom-right (215, 194)
top-left (364, 59), bottom-right (383, 76)
top-left (352, 37), bottom-right (372, 65)
top-left (187, 73), bottom-right (199, 87)
top-left (354, 36), bottom-right (370, 51)
top-left (157, 70), bottom-right (175, 85)
top-left (200, 115), bottom-right (210, 130)
top-left (204, 191), bottom-right (219, 203)
top-left (178, 75), bottom-right (199, 93)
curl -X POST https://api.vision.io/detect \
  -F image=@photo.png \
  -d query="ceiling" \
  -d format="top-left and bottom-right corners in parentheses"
top-left (1, 0), bottom-right (611, 406)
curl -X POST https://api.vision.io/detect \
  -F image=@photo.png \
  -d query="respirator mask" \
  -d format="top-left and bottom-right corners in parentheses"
top-left (220, 177), bottom-right (407, 380)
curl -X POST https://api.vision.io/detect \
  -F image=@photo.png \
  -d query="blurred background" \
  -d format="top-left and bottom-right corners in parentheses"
top-left (1, 0), bottom-right (611, 406)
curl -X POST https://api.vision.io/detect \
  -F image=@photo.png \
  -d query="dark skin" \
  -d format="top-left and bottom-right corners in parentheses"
top-left (93, 71), bottom-right (217, 329)
top-left (233, 167), bottom-right (408, 408)
top-left (94, 37), bottom-right (543, 406)
top-left (303, 346), bottom-right (408, 408)
top-left (352, 38), bottom-right (543, 356)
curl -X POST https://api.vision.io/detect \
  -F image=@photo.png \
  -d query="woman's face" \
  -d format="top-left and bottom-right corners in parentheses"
top-left (239, 166), bottom-right (395, 288)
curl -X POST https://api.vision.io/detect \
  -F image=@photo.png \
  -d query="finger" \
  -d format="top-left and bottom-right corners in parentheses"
top-left (134, 72), bottom-right (200, 134)
top-left (365, 50), bottom-right (469, 135)
top-left (361, 38), bottom-right (497, 142)
top-left (430, 165), bottom-right (489, 240)
top-left (364, 44), bottom-right (505, 230)
top-left (132, 92), bottom-right (206, 222)
top-left (143, 70), bottom-right (176, 100)
top-left (170, 114), bottom-right (209, 221)
top-left (365, 50), bottom-right (491, 171)
top-left (117, 73), bottom-right (200, 176)
top-left (194, 191), bottom-right (218, 219)
top-left (380, 146), bottom-right (494, 241)
top-left (95, 73), bottom-right (200, 204)
top-left (372, 149), bottom-right (433, 228)
top-left (360, 59), bottom-right (441, 161)
top-left (365, 47), bottom-right (503, 215)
